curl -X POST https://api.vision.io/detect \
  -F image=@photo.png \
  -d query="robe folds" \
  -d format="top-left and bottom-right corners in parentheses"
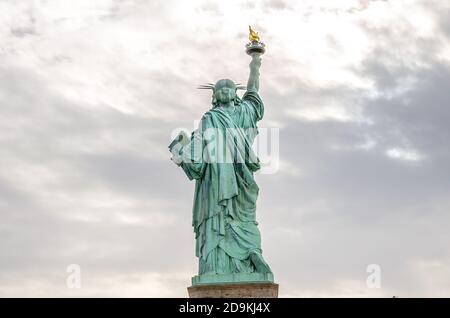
top-left (179, 90), bottom-right (271, 275)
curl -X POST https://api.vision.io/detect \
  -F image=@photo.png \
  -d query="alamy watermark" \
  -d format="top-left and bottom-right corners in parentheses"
top-left (170, 124), bottom-right (279, 174)
top-left (366, 264), bottom-right (381, 289)
top-left (66, 264), bottom-right (81, 289)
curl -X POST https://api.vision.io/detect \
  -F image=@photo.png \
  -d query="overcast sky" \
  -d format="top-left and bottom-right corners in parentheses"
top-left (1, 0), bottom-right (450, 297)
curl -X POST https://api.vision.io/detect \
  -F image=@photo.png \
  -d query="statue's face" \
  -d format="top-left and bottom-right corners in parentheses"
top-left (214, 79), bottom-right (236, 106)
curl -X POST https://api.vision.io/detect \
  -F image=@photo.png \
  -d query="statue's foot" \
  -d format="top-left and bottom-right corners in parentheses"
top-left (249, 251), bottom-right (272, 274)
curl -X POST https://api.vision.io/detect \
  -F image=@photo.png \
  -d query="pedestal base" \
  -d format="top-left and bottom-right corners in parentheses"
top-left (192, 272), bottom-right (274, 285)
top-left (187, 283), bottom-right (279, 298)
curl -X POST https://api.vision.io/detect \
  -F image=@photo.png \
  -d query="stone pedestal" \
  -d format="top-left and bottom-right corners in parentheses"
top-left (187, 283), bottom-right (279, 298)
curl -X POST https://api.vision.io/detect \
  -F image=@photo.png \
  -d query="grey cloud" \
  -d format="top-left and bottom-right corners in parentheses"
top-left (10, 26), bottom-right (37, 38)
top-left (9, 6), bottom-right (37, 38)
top-left (263, 0), bottom-right (291, 11)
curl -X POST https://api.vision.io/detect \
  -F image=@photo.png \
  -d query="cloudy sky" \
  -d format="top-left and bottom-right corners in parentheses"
top-left (1, 0), bottom-right (450, 297)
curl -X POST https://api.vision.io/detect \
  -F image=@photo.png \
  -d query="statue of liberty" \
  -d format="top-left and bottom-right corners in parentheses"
top-left (169, 27), bottom-right (274, 286)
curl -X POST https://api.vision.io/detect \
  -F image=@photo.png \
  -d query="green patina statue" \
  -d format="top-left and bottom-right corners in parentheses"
top-left (169, 27), bottom-right (273, 285)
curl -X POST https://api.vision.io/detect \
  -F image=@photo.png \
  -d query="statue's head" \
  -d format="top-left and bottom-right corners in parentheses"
top-left (212, 79), bottom-right (237, 107)
top-left (198, 79), bottom-right (245, 108)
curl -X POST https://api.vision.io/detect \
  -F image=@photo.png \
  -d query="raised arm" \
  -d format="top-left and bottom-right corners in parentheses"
top-left (247, 53), bottom-right (262, 92)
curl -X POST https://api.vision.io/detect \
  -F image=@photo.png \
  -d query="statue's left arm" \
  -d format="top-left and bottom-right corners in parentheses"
top-left (171, 116), bottom-right (209, 179)
top-left (246, 53), bottom-right (262, 92)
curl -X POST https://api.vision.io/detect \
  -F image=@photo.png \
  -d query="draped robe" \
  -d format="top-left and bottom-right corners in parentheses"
top-left (179, 90), bottom-right (271, 275)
